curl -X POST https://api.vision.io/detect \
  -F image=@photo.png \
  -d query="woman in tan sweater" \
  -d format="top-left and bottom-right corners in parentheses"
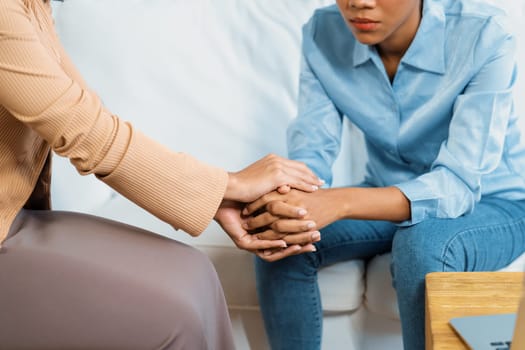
top-left (0, 0), bottom-right (322, 348)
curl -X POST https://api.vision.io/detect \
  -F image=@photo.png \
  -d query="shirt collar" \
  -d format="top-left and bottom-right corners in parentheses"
top-left (353, 0), bottom-right (446, 75)
top-left (352, 39), bottom-right (372, 67)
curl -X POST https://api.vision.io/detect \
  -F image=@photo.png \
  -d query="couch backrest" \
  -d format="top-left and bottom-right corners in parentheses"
top-left (50, 0), bottom-right (343, 213)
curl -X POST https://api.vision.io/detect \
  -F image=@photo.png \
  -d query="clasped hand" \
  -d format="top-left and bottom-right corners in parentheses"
top-left (215, 154), bottom-right (337, 262)
top-left (244, 188), bottom-right (342, 258)
top-left (215, 197), bottom-right (319, 262)
top-left (217, 188), bottom-right (342, 261)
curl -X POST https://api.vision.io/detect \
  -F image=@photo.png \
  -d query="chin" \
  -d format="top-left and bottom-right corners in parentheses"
top-left (353, 33), bottom-right (382, 46)
top-left (346, 23), bottom-right (385, 46)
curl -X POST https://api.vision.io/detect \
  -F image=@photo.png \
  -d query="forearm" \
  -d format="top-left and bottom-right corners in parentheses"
top-left (243, 186), bottom-right (411, 236)
top-left (330, 186), bottom-right (411, 223)
top-left (100, 128), bottom-right (228, 236)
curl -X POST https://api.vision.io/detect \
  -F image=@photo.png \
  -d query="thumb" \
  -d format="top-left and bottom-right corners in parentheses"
top-left (277, 185), bottom-right (291, 194)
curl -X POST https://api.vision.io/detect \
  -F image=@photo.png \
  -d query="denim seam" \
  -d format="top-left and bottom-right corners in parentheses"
top-left (310, 281), bottom-right (323, 346)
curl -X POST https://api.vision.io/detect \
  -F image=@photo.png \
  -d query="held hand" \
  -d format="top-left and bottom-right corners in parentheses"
top-left (224, 154), bottom-right (324, 203)
top-left (214, 200), bottom-right (317, 262)
top-left (243, 189), bottom-right (342, 233)
top-left (243, 200), bottom-right (322, 246)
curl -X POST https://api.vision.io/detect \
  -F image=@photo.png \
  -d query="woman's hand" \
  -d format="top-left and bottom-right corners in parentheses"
top-left (214, 200), bottom-right (318, 262)
top-left (224, 154), bottom-right (324, 203)
top-left (243, 189), bottom-right (344, 233)
top-left (245, 186), bottom-right (412, 228)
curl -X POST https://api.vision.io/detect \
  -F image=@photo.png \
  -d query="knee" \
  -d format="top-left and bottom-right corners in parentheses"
top-left (154, 250), bottom-right (224, 349)
top-left (186, 247), bottom-right (219, 281)
top-left (391, 222), bottom-right (446, 284)
top-left (155, 294), bottom-right (209, 350)
top-left (167, 243), bottom-right (222, 290)
top-left (392, 224), bottom-right (431, 266)
top-left (392, 221), bottom-right (467, 274)
top-left (254, 251), bottom-right (318, 284)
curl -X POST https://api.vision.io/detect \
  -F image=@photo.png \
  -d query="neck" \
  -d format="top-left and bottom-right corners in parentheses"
top-left (377, 2), bottom-right (422, 61)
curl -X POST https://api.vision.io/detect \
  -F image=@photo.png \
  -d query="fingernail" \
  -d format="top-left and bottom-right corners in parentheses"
top-left (312, 232), bottom-right (321, 240)
top-left (312, 185), bottom-right (319, 191)
top-left (311, 246), bottom-right (317, 252)
top-left (318, 178), bottom-right (325, 184)
top-left (242, 208), bottom-right (248, 215)
top-left (242, 223), bottom-right (249, 229)
top-left (306, 222), bottom-right (315, 229)
top-left (297, 208), bottom-right (307, 216)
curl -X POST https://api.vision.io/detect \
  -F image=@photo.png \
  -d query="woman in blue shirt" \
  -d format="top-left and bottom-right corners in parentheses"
top-left (244, 0), bottom-right (525, 349)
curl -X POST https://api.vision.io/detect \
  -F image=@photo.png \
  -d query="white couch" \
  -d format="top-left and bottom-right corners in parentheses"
top-left (50, 1), bottom-right (525, 349)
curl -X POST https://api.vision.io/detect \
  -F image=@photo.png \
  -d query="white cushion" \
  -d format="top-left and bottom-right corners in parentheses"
top-left (365, 254), bottom-right (400, 320)
top-left (319, 259), bottom-right (365, 311)
top-left (500, 252), bottom-right (525, 272)
top-left (203, 245), bottom-right (365, 312)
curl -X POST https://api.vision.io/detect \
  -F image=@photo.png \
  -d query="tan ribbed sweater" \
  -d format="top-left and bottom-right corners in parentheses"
top-left (0, 0), bottom-right (229, 244)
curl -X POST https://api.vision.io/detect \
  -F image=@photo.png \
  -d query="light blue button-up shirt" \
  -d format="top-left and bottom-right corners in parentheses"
top-left (288, 0), bottom-right (525, 225)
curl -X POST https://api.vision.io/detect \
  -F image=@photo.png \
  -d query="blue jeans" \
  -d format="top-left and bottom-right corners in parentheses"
top-left (255, 197), bottom-right (525, 350)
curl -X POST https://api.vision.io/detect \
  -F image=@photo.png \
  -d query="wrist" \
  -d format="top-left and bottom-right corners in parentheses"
top-left (330, 188), bottom-right (353, 221)
top-left (335, 186), bottom-right (411, 222)
top-left (224, 172), bottom-right (240, 201)
top-left (213, 200), bottom-right (225, 220)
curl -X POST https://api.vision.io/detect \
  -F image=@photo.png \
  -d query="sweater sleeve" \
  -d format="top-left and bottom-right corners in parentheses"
top-left (0, 0), bottom-right (227, 235)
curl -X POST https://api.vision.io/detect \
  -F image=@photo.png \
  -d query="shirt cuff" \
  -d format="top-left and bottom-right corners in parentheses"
top-left (289, 156), bottom-right (333, 188)
top-left (395, 180), bottom-right (439, 226)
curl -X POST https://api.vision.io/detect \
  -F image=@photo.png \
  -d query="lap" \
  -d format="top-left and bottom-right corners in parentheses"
top-left (2, 209), bottom-right (216, 292)
top-left (0, 210), bottom-right (229, 349)
top-left (315, 197), bottom-right (525, 270)
top-left (316, 218), bottom-right (396, 267)
top-left (393, 197), bottom-right (525, 271)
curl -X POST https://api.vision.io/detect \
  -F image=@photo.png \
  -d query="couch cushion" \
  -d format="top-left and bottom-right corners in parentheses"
top-left (318, 259), bottom-right (365, 312)
top-left (365, 254), bottom-right (400, 320)
top-left (204, 245), bottom-right (365, 312)
top-left (500, 252), bottom-right (525, 272)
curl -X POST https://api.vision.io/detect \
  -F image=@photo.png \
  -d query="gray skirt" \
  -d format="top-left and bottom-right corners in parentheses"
top-left (0, 209), bottom-right (234, 350)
